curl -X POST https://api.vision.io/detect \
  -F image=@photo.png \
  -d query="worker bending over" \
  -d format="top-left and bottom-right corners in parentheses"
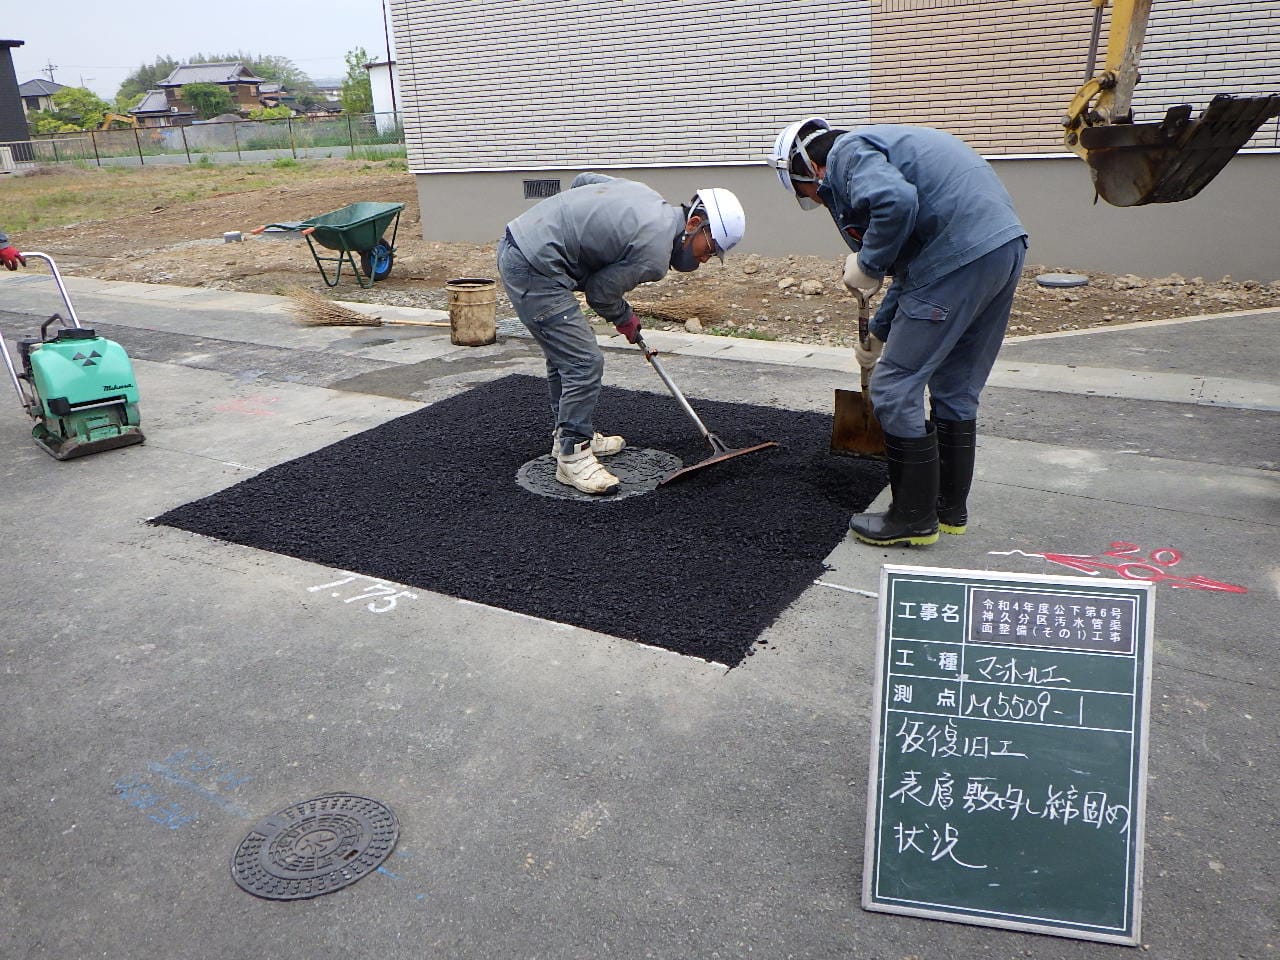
top-left (770, 118), bottom-right (1028, 546)
top-left (499, 173), bottom-right (745, 495)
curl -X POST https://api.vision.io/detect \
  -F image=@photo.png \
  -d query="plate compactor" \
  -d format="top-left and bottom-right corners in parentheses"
top-left (0, 252), bottom-right (144, 460)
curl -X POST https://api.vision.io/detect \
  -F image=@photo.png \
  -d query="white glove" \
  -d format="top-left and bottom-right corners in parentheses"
top-left (854, 333), bottom-right (884, 370)
top-left (843, 254), bottom-right (882, 296)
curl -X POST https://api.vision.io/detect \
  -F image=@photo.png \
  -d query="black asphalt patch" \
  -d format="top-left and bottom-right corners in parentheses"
top-left (154, 374), bottom-right (887, 666)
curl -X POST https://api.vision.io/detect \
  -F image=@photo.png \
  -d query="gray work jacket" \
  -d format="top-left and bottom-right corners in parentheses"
top-left (506, 174), bottom-right (684, 324)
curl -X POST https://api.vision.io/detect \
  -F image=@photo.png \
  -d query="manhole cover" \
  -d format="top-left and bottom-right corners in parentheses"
top-left (1036, 272), bottom-right (1090, 289)
top-left (517, 446), bottom-right (683, 501)
top-left (231, 794), bottom-right (399, 901)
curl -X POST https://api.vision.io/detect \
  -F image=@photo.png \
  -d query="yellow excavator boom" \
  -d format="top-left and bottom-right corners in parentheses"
top-left (99, 113), bottom-right (139, 130)
top-left (1063, 0), bottom-right (1280, 206)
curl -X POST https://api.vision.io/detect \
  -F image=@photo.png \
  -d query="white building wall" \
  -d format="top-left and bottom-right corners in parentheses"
top-left (367, 61), bottom-right (402, 134)
top-left (387, 0), bottom-right (1280, 279)
top-left (1138, 0), bottom-right (1280, 150)
top-left (390, 0), bottom-right (871, 172)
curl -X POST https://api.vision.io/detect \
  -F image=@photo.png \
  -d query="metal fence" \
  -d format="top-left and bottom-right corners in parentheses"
top-left (0, 112), bottom-right (405, 170)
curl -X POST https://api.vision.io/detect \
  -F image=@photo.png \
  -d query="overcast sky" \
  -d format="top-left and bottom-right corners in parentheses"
top-left (5, 0), bottom-right (395, 100)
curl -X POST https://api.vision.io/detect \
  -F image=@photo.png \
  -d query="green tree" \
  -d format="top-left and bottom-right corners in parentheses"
top-left (117, 57), bottom-right (179, 102)
top-left (46, 87), bottom-right (112, 129)
top-left (27, 111), bottom-right (82, 135)
top-left (248, 105), bottom-right (293, 120)
top-left (181, 83), bottom-right (236, 119)
top-left (340, 47), bottom-right (373, 114)
top-left (115, 92), bottom-right (145, 114)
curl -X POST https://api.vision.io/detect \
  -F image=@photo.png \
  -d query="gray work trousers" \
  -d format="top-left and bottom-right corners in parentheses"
top-left (497, 236), bottom-right (605, 455)
top-left (870, 237), bottom-right (1027, 437)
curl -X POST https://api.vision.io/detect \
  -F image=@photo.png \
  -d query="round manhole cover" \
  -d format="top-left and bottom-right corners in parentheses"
top-left (1036, 272), bottom-right (1090, 289)
top-left (517, 446), bottom-right (683, 501)
top-left (231, 794), bottom-right (399, 901)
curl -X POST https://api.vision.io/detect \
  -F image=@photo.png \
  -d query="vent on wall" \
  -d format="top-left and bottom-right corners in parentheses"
top-left (523, 179), bottom-right (561, 199)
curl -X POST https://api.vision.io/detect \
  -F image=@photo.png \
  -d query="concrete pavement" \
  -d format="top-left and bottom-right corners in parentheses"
top-left (1, 270), bottom-right (1276, 959)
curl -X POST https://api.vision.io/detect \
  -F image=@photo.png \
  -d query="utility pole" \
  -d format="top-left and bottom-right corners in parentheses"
top-left (43, 60), bottom-right (58, 82)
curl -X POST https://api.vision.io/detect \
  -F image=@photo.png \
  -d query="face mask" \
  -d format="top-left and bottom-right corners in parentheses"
top-left (670, 233), bottom-right (700, 272)
top-left (801, 179), bottom-right (831, 211)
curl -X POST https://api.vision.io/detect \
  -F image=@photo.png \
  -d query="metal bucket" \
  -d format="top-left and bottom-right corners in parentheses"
top-left (445, 277), bottom-right (497, 346)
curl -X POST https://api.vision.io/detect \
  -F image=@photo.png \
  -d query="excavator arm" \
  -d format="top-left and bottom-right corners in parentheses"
top-left (99, 113), bottom-right (139, 130)
top-left (1063, 0), bottom-right (1280, 206)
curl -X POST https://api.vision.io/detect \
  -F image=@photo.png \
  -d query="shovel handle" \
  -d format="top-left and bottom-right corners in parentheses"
top-left (851, 289), bottom-right (875, 392)
top-left (852, 288), bottom-right (871, 347)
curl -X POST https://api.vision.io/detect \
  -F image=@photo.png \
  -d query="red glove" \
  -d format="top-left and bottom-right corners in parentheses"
top-left (614, 312), bottom-right (642, 344)
top-left (0, 246), bottom-right (25, 271)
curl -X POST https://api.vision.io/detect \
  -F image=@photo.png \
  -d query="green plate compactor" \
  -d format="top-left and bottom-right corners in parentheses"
top-left (0, 252), bottom-right (144, 460)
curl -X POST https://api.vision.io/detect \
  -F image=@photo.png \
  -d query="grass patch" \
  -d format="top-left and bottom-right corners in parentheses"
top-left (706, 326), bottom-right (779, 341)
top-left (0, 159), bottom-right (397, 233)
top-left (351, 145), bottom-right (407, 163)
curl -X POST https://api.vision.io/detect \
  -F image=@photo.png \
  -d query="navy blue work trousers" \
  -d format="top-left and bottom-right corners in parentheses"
top-left (870, 237), bottom-right (1027, 437)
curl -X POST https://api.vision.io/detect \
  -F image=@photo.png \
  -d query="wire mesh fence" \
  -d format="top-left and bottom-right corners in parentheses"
top-left (0, 113), bottom-right (405, 170)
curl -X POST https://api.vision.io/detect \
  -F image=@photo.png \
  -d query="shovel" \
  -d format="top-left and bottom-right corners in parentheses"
top-left (634, 333), bottom-right (777, 485)
top-left (830, 289), bottom-right (887, 459)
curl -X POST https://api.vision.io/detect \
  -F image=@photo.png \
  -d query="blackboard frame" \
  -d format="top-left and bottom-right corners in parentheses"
top-left (862, 564), bottom-right (1155, 945)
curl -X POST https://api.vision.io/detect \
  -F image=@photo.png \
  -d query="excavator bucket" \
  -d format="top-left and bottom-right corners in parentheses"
top-left (1080, 93), bottom-right (1280, 206)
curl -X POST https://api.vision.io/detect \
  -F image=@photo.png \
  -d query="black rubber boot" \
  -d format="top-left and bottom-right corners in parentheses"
top-left (935, 417), bottom-right (977, 535)
top-left (849, 427), bottom-right (940, 547)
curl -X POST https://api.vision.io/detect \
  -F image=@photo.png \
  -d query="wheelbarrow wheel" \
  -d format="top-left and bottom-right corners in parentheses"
top-left (360, 239), bottom-right (394, 282)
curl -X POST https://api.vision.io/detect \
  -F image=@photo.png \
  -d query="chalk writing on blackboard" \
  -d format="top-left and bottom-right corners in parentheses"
top-left (863, 565), bottom-right (1154, 946)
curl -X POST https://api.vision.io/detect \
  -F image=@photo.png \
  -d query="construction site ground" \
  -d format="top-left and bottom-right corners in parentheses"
top-left (10, 158), bottom-right (1280, 344)
top-left (1, 159), bottom-right (1277, 960)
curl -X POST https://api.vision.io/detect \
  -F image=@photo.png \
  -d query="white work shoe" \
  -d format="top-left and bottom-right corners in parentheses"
top-left (555, 441), bottom-right (621, 495)
top-left (588, 431), bottom-right (625, 456)
top-left (551, 431), bottom-right (626, 457)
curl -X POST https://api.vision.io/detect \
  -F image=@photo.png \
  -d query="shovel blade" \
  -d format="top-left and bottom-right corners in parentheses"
top-left (831, 388), bottom-right (887, 459)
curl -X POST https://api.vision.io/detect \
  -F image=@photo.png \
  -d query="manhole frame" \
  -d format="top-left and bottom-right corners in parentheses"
top-left (230, 793), bottom-right (400, 902)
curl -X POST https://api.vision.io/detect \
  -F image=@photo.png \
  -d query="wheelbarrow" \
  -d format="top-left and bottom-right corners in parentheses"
top-left (251, 201), bottom-right (404, 289)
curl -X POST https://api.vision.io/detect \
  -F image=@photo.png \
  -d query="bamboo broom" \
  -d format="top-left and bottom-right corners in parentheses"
top-left (284, 286), bottom-right (450, 328)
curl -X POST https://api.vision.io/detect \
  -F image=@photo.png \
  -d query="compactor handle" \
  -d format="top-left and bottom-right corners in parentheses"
top-left (14, 252), bottom-right (81, 328)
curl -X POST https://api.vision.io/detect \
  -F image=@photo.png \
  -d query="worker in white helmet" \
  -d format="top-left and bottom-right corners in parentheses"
top-left (498, 174), bottom-right (746, 495)
top-left (769, 118), bottom-right (1027, 547)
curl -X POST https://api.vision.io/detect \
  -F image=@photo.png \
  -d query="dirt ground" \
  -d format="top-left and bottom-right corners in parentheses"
top-left (14, 159), bottom-right (1280, 346)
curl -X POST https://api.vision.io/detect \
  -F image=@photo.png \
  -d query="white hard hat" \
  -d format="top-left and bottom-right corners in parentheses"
top-left (690, 187), bottom-right (745, 263)
top-left (768, 116), bottom-right (830, 210)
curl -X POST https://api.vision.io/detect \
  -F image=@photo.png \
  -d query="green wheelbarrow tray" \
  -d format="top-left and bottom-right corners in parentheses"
top-left (256, 201), bottom-right (405, 288)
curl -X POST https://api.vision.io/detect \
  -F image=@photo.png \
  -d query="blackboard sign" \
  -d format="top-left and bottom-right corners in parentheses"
top-left (863, 565), bottom-right (1155, 945)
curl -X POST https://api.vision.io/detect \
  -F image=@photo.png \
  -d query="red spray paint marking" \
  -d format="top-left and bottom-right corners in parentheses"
top-left (1001, 542), bottom-right (1248, 594)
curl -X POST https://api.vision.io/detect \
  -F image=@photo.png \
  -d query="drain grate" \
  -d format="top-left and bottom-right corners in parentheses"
top-left (231, 794), bottom-right (399, 901)
top-left (516, 447), bottom-right (683, 501)
top-left (495, 316), bottom-right (532, 338)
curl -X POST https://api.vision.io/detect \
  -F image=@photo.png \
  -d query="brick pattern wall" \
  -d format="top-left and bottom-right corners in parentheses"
top-left (870, 0), bottom-right (1280, 154)
top-left (390, 0), bottom-right (872, 171)
top-left (1134, 0), bottom-right (1280, 150)
top-left (390, 0), bottom-right (1279, 170)
top-left (870, 0), bottom-right (1095, 153)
